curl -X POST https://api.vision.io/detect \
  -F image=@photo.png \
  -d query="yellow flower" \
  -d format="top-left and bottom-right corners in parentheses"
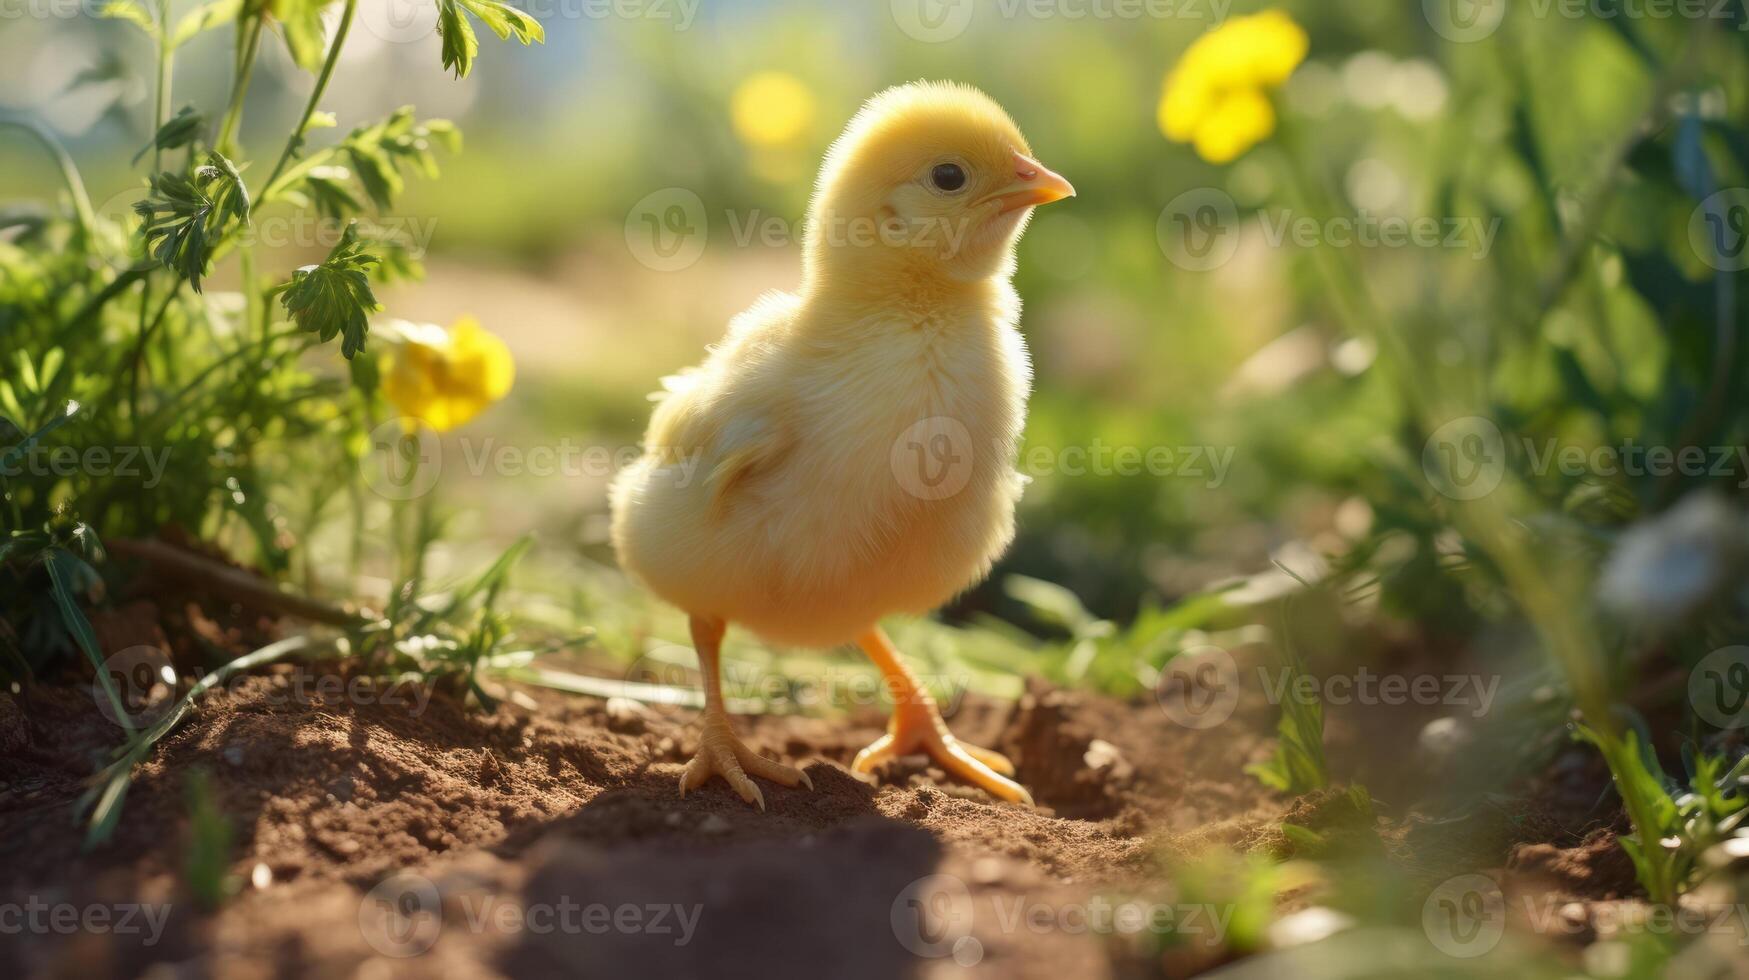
top-left (382, 317), bottom-right (515, 432)
top-left (1159, 10), bottom-right (1308, 163)
top-left (730, 71), bottom-right (814, 147)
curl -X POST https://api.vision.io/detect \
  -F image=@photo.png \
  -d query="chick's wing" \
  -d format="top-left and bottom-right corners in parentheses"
top-left (643, 291), bottom-right (801, 517)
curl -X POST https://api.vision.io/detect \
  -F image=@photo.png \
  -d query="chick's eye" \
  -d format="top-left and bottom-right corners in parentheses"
top-left (930, 163), bottom-right (967, 193)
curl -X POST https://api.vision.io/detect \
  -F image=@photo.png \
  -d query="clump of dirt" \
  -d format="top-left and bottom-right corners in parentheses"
top-left (1507, 830), bottom-right (1641, 902)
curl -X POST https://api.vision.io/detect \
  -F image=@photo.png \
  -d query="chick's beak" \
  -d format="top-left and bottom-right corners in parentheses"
top-left (985, 151), bottom-right (1076, 214)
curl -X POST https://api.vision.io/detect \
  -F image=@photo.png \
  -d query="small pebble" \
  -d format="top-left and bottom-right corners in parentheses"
top-left (1083, 739), bottom-right (1123, 770)
top-left (251, 863), bottom-right (273, 889)
top-left (971, 857), bottom-right (1005, 884)
top-left (699, 814), bottom-right (731, 834)
top-left (605, 697), bottom-right (652, 732)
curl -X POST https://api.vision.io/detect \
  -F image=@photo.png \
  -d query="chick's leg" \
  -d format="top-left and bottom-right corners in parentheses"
top-left (678, 615), bottom-right (811, 810)
top-left (852, 627), bottom-right (1033, 805)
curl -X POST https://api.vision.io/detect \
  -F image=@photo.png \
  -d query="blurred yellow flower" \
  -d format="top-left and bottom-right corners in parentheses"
top-left (382, 317), bottom-right (515, 432)
top-left (1159, 10), bottom-right (1308, 163)
top-left (731, 71), bottom-right (814, 147)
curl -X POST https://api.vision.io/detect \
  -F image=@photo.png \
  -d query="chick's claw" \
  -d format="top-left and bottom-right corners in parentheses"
top-left (678, 714), bottom-right (812, 811)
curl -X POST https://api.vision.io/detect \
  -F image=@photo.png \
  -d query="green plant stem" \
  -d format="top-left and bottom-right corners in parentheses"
top-left (0, 118), bottom-right (96, 242)
top-left (1592, 731), bottom-right (1678, 905)
top-left (214, 15), bottom-right (265, 158)
top-left (150, 0), bottom-right (173, 174)
top-left (137, 0), bottom-right (176, 374)
top-left (264, 0), bottom-right (358, 195)
top-left (1265, 125), bottom-right (1421, 419)
top-left (241, 236), bottom-right (262, 337)
top-left (127, 284), bottom-right (181, 435)
top-left (141, 328), bottom-right (310, 432)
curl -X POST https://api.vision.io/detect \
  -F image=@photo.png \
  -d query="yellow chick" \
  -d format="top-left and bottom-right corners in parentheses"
top-left (610, 81), bottom-right (1074, 808)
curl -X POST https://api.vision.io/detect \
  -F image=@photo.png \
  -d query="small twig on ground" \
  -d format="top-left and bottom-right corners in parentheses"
top-left (105, 537), bottom-right (374, 629)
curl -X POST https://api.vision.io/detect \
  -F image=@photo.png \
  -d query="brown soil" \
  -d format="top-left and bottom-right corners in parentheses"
top-left (0, 656), bottom-right (1294, 979)
top-left (0, 635), bottom-right (1680, 979)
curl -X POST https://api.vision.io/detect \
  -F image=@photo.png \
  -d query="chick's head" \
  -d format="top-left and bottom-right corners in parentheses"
top-left (804, 81), bottom-right (1074, 287)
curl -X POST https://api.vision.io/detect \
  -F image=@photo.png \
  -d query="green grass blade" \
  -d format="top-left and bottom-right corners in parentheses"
top-left (44, 548), bottom-right (136, 738)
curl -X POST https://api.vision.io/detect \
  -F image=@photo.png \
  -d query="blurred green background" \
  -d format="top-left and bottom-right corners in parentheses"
top-left (3, 0), bottom-right (1744, 669)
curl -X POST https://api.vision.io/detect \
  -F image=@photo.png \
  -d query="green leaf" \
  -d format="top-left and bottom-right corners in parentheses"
top-left (460, 0), bottom-right (541, 44)
top-left (294, 166), bottom-right (364, 219)
top-left (277, 222), bottom-right (381, 358)
top-left (132, 105), bottom-right (206, 165)
top-left (133, 154), bottom-right (251, 291)
top-left (15, 350), bottom-right (38, 393)
top-left (44, 548), bottom-right (137, 737)
top-left (274, 0), bottom-right (334, 72)
top-left (1245, 636), bottom-right (1328, 796)
top-left (274, 109), bottom-right (457, 214)
top-left (1005, 574), bottom-right (1098, 633)
top-left (438, 0), bottom-right (543, 79)
top-left (171, 0), bottom-right (243, 47)
top-left (342, 108), bottom-right (453, 209)
top-left (99, 0), bottom-right (159, 36)
top-left (1279, 823), bottom-right (1326, 854)
top-left (437, 0), bottom-right (480, 78)
top-left (206, 150), bottom-right (252, 226)
top-left (0, 383), bottom-right (24, 430)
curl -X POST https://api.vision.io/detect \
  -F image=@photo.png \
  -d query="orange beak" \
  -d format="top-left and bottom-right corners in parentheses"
top-left (983, 151), bottom-right (1076, 214)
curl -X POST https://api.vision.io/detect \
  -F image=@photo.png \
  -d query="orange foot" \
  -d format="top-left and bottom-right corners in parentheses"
top-left (853, 628), bottom-right (1033, 805)
top-left (679, 710), bottom-right (812, 811)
